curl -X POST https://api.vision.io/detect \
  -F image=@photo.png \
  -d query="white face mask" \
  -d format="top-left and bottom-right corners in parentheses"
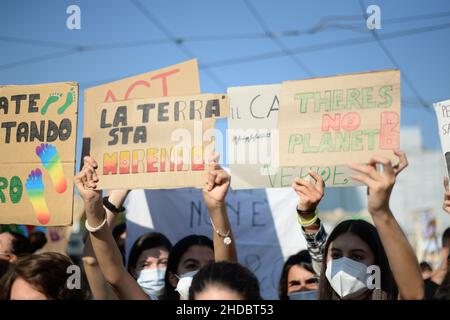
top-left (325, 257), bottom-right (369, 299)
top-left (136, 267), bottom-right (166, 297)
top-left (175, 270), bottom-right (198, 300)
top-left (288, 290), bottom-right (318, 300)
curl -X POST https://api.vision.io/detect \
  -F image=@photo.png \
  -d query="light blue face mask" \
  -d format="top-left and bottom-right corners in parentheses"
top-left (137, 267), bottom-right (166, 297)
top-left (288, 290), bottom-right (318, 300)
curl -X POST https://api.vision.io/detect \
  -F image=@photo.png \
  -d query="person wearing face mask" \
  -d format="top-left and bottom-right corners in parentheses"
top-left (174, 269), bottom-right (200, 300)
top-left (128, 232), bottom-right (172, 298)
top-left (75, 153), bottom-right (237, 300)
top-left (293, 150), bottom-right (424, 300)
top-left (278, 250), bottom-right (319, 300)
top-left (161, 235), bottom-right (214, 300)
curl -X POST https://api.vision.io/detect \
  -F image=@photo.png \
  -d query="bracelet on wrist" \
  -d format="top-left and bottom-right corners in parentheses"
top-left (85, 217), bottom-right (107, 233)
top-left (296, 208), bottom-right (319, 227)
top-left (210, 218), bottom-right (232, 245)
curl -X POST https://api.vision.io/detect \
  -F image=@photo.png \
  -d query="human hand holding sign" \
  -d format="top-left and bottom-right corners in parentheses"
top-left (442, 177), bottom-right (450, 215)
top-left (350, 150), bottom-right (423, 300)
top-left (349, 149), bottom-right (408, 217)
top-left (74, 156), bottom-right (105, 228)
top-left (350, 156), bottom-right (396, 216)
top-left (75, 156), bottom-right (148, 300)
top-left (75, 156), bottom-right (101, 202)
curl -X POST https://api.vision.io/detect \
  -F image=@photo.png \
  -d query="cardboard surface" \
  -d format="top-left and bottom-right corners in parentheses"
top-left (86, 94), bottom-right (228, 189)
top-left (279, 70), bottom-right (401, 167)
top-left (227, 84), bottom-right (361, 189)
top-left (0, 82), bottom-right (78, 226)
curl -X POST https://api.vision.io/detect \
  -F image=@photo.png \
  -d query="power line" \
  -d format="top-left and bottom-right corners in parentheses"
top-left (130, 0), bottom-right (226, 91)
top-left (1, 8), bottom-right (449, 79)
top-left (0, 35), bottom-right (75, 50)
top-left (201, 21), bottom-right (450, 69)
top-left (243, 0), bottom-right (314, 77)
top-left (2, 11), bottom-right (449, 51)
top-left (313, 10), bottom-right (450, 34)
top-left (358, 0), bottom-right (430, 111)
top-left (0, 50), bottom-right (78, 71)
top-left (2, 19), bottom-right (448, 75)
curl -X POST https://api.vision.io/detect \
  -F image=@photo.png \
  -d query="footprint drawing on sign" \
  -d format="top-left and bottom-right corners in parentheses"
top-left (41, 93), bottom-right (63, 115)
top-left (25, 169), bottom-right (51, 225)
top-left (36, 143), bottom-right (67, 193)
top-left (57, 87), bottom-right (75, 115)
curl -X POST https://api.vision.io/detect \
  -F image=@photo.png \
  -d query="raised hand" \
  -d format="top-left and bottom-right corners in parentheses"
top-left (350, 156), bottom-right (396, 216)
top-left (292, 171), bottom-right (325, 212)
top-left (74, 156), bottom-right (101, 203)
top-left (202, 153), bottom-right (230, 210)
top-left (392, 149), bottom-right (408, 176)
top-left (443, 176), bottom-right (450, 214)
top-left (350, 150), bottom-right (409, 216)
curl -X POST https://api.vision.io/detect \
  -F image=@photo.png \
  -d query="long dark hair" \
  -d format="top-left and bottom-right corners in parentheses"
top-left (160, 234), bottom-right (214, 300)
top-left (189, 261), bottom-right (262, 300)
top-left (318, 219), bottom-right (397, 300)
top-left (7, 231), bottom-right (47, 256)
top-left (127, 232), bottom-right (172, 277)
top-left (278, 250), bottom-right (316, 300)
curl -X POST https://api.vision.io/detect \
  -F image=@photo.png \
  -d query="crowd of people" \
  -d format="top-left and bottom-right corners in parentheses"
top-left (0, 150), bottom-right (449, 300)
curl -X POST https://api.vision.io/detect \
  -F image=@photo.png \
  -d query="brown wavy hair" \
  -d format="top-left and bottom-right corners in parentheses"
top-left (0, 252), bottom-right (87, 300)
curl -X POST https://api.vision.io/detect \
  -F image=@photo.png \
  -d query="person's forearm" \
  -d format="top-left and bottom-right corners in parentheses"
top-left (372, 209), bottom-right (424, 300)
top-left (88, 220), bottom-right (147, 299)
top-left (85, 198), bottom-right (126, 286)
top-left (82, 195), bottom-right (121, 297)
top-left (208, 203), bottom-right (238, 263)
top-left (85, 198), bottom-right (148, 300)
top-left (83, 205), bottom-right (118, 261)
top-left (431, 265), bottom-right (448, 285)
top-left (107, 189), bottom-right (129, 209)
top-left (82, 250), bottom-right (117, 300)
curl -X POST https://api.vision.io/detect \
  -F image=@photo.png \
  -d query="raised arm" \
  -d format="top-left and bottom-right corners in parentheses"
top-left (350, 150), bottom-right (424, 300)
top-left (202, 154), bottom-right (237, 263)
top-left (82, 189), bottom-right (129, 300)
top-left (292, 171), bottom-right (326, 275)
top-left (433, 177), bottom-right (450, 285)
top-left (442, 177), bottom-right (450, 214)
top-left (431, 246), bottom-right (449, 286)
top-left (75, 156), bottom-right (148, 300)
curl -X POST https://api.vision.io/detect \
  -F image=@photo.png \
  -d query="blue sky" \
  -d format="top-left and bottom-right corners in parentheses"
top-left (1, 0), bottom-right (450, 166)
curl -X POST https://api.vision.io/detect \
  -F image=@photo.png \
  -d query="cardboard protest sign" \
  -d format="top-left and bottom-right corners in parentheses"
top-left (39, 195), bottom-right (84, 254)
top-left (82, 59), bottom-right (201, 163)
top-left (0, 82), bottom-right (78, 226)
top-left (433, 99), bottom-right (450, 176)
top-left (86, 94), bottom-right (228, 189)
top-left (227, 84), bottom-right (361, 189)
top-left (279, 70), bottom-right (401, 167)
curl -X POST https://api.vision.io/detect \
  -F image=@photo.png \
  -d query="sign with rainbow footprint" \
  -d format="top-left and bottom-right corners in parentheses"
top-left (0, 82), bottom-right (78, 226)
